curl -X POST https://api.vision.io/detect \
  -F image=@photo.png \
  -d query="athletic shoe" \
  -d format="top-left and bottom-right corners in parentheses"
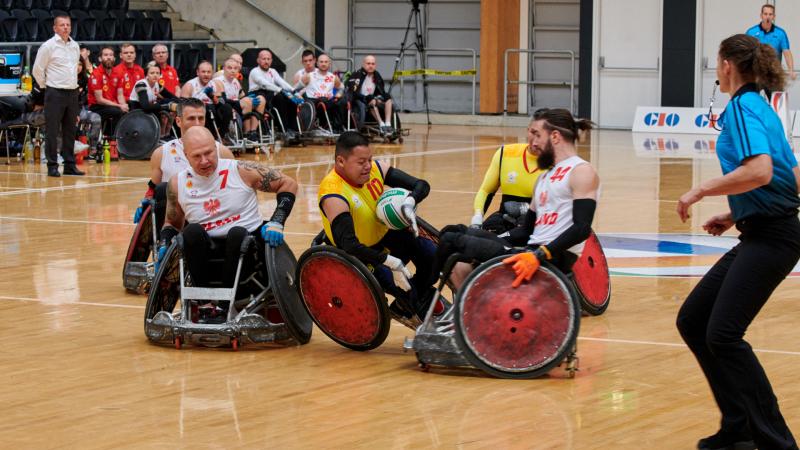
top-left (697, 430), bottom-right (756, 450)
top-left (389, 299), bottom-right (422, 329)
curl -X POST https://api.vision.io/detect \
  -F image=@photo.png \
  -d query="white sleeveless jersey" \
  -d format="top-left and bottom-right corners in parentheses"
top-left (214, 75), bottom-right (241, 101)
top-left (305, 69), bottom-right (336, 99)
top-left (187, 77), bottom-right (213, 104)
top-left (160, 139), bottom-right (222, 184)
top-left (528, 155), bottom-right (591, 253)
top-left (129, 79), bottom-right (160, 103)
top-left (177, 159), bottom-right (263, 237)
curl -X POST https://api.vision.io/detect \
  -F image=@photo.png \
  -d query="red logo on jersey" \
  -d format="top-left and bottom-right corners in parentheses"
top-left (549, 166), bottom-right (572, 182)
top-left (203, 198), bottom-right (221, 215)
top-left (535, 212), bottom-right (559, 226)
top-left (538, 191), bottom-right (548, 207)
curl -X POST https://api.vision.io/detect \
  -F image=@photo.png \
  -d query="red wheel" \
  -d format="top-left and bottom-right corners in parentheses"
top-left (297, 246), bottom-right (390, 351)
top-left (454, 257), bottom-right (580, 379)
top-left (572, 232), bottom-right (611, 315)
top-left (174, 336), bottom-right (182, 350)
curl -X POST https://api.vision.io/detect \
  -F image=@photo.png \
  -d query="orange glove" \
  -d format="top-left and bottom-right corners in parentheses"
top-left (502, 251), bottom-right (541, 288)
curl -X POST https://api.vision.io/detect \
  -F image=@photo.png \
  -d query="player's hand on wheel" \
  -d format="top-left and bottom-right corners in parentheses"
top-left (502, 251), bottom-right (541, 288)
top-left (401, 196), bottom-right (419, 237)
top-left (260, 221), bottom-right (285, 247)
top-left (384, 254), bottom-right (412, 291)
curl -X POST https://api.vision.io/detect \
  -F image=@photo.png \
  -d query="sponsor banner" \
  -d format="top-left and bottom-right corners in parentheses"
top-left (632, 106), bottom-right (720, 135)
top-left (633, 101), bottom-right (799, 137)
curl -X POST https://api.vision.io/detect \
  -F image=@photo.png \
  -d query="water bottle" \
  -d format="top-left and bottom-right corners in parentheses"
top-left (102, 139), bottom-right (110, 163)
top-left (21, 66), bottom-right (32, 93)
top-left (23, 139), bottom-right (33, 163)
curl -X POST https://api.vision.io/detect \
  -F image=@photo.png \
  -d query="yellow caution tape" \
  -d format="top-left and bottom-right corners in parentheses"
top-left (393, 68), bottom-right (477, 79)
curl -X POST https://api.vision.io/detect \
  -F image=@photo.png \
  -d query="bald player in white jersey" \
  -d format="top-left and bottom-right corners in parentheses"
top-left (431, 108), bottom-right (599, 289)
top-left (158, 127), bottom-right (298, 288)
top-left (132, 98), bottom-right (236, 230)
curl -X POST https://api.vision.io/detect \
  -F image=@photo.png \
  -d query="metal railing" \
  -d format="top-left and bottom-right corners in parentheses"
top-left (0, 39), bottom-right (258, 69)
top-left (503, 49), bottom-right (576, 116)
top-left (329, 45), bottom-right (478, 115)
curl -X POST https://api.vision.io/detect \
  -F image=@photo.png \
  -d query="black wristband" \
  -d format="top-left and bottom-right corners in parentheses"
top-left (269, 191), bottom-right (296, 225)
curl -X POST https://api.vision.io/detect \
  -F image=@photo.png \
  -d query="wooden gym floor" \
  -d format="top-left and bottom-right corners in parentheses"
top-left (2, 124), bottom-right (800, 449)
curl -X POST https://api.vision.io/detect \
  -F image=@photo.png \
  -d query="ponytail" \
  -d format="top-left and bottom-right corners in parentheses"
top-left (531, 108), bottom-right (595, 144)
top-left (719, 34), bottom-right (785, 92)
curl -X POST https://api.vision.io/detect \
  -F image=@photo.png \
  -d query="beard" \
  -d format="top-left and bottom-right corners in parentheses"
top-left (102, 60), bottom-right (114, 69)
top-left (536, 139), bottom-right (555, 170)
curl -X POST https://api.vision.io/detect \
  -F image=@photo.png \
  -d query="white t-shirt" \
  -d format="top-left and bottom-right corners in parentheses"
top-left (129, 79), bottom-right (160, 103)
top-left (528, 155), bottom-right (592, 254)
top-left (305, 69), bottom-right (336, 99)
top-left (248, 66), bottom-right (292, 93)
top-left (214, 75), bottom-right (241, 101)
top-left (160, 139), bottom-right (222, 183)
top-left (177, 159), bottom-right (263, 237)
top-left (359, 74), bottom-right (376, 97)
top-left (186, 77), bottom-right (213, 104)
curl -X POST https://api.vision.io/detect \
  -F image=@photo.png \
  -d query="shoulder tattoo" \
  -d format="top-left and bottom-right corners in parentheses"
top-left (238, 160), bottom-right (283, 192)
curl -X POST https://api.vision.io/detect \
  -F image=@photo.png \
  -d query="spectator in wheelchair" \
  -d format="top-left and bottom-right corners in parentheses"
top-left (434, 108), bottom-right (599, 290)
top-left (214, 58), bottom-right (266, 143)
top-left (318, 131), bottom-right (438, 322)
top-left (152, 44), bottom-right (181, 99)
top-left (293, 49), bottom-right (316, 95)
top-left (248, 49), bottom-right (302, 140)
top-left (346, 55), bottom-right (394, 136)
top-left (182, 60), bottom-right (234, 142)
top-left (158, 126), bottom-right (298, 288)
top-left (300, 54), bottom-right (346, 133)
top-left (88, 46), bottom-right (128, 140)
top-left (133, 98), bottom-right (236, 231)
top-left (469, 118), bottom-right (544, 235)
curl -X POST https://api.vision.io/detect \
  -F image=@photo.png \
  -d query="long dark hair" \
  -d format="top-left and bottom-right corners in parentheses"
top-left (719, 34), bottom-right (785, 92)
top-left (532, 108), bottom-right (594, 144)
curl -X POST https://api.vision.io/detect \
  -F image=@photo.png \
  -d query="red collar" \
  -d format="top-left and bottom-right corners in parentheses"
top-left (522, 147), bottom-right (539, 174)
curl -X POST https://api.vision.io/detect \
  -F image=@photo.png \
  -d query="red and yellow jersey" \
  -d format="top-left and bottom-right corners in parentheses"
top-left (87, 67), bottom-right (115, 106)
top-left (318, 162), bottom-right (387, 247)
top-left (110, 63), bottom-right (144, 100)
top-left (158, 64), bottom-right (180, 95)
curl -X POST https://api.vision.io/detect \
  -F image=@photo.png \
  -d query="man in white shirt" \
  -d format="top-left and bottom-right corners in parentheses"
top-left (300, 54), bottom-right (346, 133)
top-left (32, 15), bottom-right (83, 177)
top-left (248, 49), bottom-right (302, 139)
top-left (292, 50), bottom-right (316, 95)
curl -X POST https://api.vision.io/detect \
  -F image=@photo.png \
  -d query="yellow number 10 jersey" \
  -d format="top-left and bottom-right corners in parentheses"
top-left (318, 161), bottom-right (388, 247)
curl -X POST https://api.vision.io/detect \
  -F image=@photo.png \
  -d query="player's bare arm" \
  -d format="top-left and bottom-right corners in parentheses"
top-left (237, 161), bottom-right (298, 194)
top-left (164, 175), bottom-right (186, 230)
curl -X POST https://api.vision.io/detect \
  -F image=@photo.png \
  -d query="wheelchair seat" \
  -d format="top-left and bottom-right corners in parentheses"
top-left (144, 235), bottom-right (313, 349)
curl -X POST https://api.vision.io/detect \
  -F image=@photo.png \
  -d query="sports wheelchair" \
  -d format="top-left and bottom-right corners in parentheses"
top-left (144, 235), bottom-right (313, 350)
top-left (294, 97), bottom-right (357, 145)
top-left (348, 97), bottom-right (408, 144)
top-left (123, 199), bottom-right (159, 294)
top-left (296, 222), bottom-right (609, 378)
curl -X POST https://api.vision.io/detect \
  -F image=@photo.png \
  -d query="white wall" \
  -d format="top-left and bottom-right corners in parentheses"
top-left (167, 0), bottom-right (315, 75)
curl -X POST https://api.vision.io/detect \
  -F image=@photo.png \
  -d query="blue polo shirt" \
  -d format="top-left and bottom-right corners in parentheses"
top-left (746, 23), bottom-right (790, 62)
top-left (717, 83), bottom-right (799, 221)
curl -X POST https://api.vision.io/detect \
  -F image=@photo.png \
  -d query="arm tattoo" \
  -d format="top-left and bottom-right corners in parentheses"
top-left (238, 160), bottom-right (283, 192)
top-left (165, 183), bottom-right (181, 225)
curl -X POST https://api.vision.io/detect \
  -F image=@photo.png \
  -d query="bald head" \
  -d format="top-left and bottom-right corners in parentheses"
top-left (183, 127), bottom-right (218, 176)
top-left (362, 55), bottom-right (376, 73)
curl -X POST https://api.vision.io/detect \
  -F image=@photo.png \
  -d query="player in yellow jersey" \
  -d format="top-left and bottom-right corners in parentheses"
top-left (471, 119), bottom-right (543, 234)
top-left (318, 131), bottom-right (436, 321)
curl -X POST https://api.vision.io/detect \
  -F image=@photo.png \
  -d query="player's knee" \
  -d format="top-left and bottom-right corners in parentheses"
top-left (182, 223), bottom-right (206, 246)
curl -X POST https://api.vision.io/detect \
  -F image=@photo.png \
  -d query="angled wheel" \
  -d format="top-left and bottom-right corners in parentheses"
top-left (297, 101), bottom-right (316, 133)
top-left (144, 237), bottom-right (184, 340)
top-left (572, 232), bottom-right (611, 315)
top-left (115, 110), bottom-right (160, 160)
top-left (296, 246), bottom-right (390, 351)
top-left (265, 242), bottom-right (313, 344)
top-left (454, 256), bottom-right (580, 379)
top-left (123, 204), bottom-right (155, 293)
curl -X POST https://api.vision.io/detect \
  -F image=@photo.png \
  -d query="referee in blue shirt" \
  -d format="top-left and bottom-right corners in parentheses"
top-left (676, 34), bottom-right (800, 450)
top-left (746, 3), bottom-right (795, 80)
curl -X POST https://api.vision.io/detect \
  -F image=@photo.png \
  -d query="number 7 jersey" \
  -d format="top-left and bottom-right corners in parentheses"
top-left (177, 159), bottom-right (263, 237)
top-left (318, 161), bottom-right (388, 247)
top-left (528, 155), bottom-right (590, 251)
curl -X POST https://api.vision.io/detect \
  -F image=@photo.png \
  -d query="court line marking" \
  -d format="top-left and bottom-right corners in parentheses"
top-left (0, 171), bottom-right (145, 180)
top-left (0, 178), bottom-right (145, 197)
top-left (2, 294), bottom-right (798, 356)
top-left (0, 216), bottom-right (319, 235)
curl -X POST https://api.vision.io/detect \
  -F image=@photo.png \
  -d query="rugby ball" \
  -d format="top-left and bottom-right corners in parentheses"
top-left (376, 187), bottom-right (414, 230)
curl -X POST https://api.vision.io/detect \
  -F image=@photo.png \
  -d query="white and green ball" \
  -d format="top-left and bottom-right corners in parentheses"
top-left (376, 187), bottom-right (414, 230)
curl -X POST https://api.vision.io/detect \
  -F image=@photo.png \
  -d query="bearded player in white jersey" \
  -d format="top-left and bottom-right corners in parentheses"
top-left (432, 108), bottom-right (600, 289)
top-left (132, 98), bottom-right (236, 230)
top-left (158, 126), bottom-right (298, 288)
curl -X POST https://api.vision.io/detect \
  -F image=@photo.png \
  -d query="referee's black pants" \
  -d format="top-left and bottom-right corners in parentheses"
top-left (677, 214), bottom-right (800, 450)
top-left (44, 87), bottom-right (80, 169)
